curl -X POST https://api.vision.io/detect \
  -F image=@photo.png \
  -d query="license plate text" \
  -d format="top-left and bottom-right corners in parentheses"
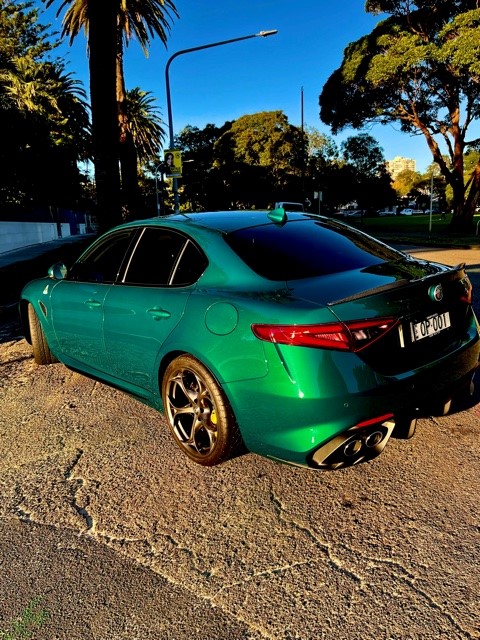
top-left (410, 312), bottom-right (451, 342)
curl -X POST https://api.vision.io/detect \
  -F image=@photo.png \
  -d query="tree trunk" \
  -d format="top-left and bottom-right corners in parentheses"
top-left (449, 162), bottom-right (479, 233)
top-left (88, 0), bottom-right (121, 234)
top-left (119, 128), bottom-right (140, 219)
top-left (116, 43), bottom-right (139, 220)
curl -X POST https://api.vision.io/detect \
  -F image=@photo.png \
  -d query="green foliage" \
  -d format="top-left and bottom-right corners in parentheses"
top-left (171, 115), bottom-right (395, 213)
top-left (0, 0), bottom-right (55, 62)
top-left (464, 149), bottom-right (480, 173)
top-left (439, 9), bottom-right (480, 77)
top-left (172, 112), bottom-right (307, 210)
top-left (176, 123), bottom-right (225, 168)
top-left (305, 126), bottom-right (339, 165)
top-left (319, 1), bottom-right (480, 229)
top-left (341, 133), bottom-right (385, 177)
top-left (393, 169), bottom-right (422, 197)
top-left (126, 87), bottom-right (165, 162)
top-left (0, 0), bottom-right (90, 211)
top-left (213, 111), bottom-right (305, 206)
top-left (173, 124), bottom-right (227, 211)
top-left (0, 597), bottom-right (48, 640)
top-left (215, 111), bottom-right (304, 171)
top-left (56, 0), bottom-right (179, 51)
top-left (339, 134), bottom-right (395, 209)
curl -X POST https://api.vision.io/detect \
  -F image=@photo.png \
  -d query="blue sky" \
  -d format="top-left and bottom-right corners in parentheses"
top-left (37, 0), bottom-right (441, 172)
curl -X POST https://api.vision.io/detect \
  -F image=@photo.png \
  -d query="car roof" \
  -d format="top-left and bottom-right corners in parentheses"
top-left (121, 210), bottom-right (309, 234)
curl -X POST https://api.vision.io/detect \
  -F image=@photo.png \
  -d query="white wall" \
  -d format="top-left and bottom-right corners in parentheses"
top-left (0, 221), bottom-right (72, 254)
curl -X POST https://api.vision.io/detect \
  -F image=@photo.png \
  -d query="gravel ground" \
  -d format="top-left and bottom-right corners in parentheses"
top-left (0, 245), bottom-right (478, 640)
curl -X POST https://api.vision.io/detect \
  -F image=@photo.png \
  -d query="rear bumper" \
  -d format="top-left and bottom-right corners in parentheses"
top-left (223, 333), bottom-right (480, 469)
top-left (309, 418), bottom-right (395, 469)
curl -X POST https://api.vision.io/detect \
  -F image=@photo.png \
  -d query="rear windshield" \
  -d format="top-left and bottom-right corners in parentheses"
top-left (224, 218), bottom-right (401, 281)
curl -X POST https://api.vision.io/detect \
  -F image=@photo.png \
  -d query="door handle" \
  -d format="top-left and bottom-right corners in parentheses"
top-left (85, 299), bottom-right (102, 308)
top-left (147, 307), bottom-right (171, 320)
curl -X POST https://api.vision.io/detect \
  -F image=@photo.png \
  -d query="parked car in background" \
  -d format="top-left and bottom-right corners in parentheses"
top-left (343, 209), bottom-right (363, 218)
top-left (401, 208), bottom-right (424, 215)
top-left (377, 209), bottom-right (396, 216)
top-left (20, 210), bottom-right (479, 471)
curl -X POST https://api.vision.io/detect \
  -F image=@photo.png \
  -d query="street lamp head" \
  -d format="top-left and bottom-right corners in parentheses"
top-left (256, 30), bottom-right (278, 37)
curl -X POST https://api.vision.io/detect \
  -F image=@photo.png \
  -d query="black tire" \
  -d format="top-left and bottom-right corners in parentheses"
top-left (28, 304), bottom-right (58, 365)
top-left (392, 416), bottom-right (417, 440)
top-left (428, 397), bottom-right (452, 417)
top-left (162, 355), bottom-right (243, 466)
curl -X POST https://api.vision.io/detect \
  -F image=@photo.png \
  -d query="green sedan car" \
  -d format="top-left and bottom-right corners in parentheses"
top-left (20, 210), bottom-right (480, 469)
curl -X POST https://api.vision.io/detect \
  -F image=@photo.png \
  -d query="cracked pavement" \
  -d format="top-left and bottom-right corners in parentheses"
top-left (0, 247), bottom-right (479, 639)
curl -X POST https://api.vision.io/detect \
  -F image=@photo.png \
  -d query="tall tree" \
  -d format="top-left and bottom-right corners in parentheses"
top-left (46, 0), bottom-right (119, 232)
top-left (175, 124), bottom-right (225, 211)
top-left (0, 0), bottom-right (89, 210)
top-left (47, 0), bottom-right (178, 228)
top-left (126, 87), bottom-right (166, 164)
top-left (0, 0), bottom-right (54, 67)
top-left (214, 111), bottom-right (305, 206)
top-left (114, 0), bottom-right (177, 218)
top-left (320, 0), bottom-right (480, 231)
top-left (302, 128), bottom-right (340, 212)
top-left (341, 133), bottom-right (394, 211)
top-left (393, 169), bottom-right (422, 199)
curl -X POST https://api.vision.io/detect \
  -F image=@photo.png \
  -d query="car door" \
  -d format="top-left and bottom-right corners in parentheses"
top-left (102, 226), bottom-right (208, 394)
top-left (50, 228), bottom-right (137, 372)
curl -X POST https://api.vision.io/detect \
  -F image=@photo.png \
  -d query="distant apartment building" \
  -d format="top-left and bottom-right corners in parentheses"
top-left (386, 156), bottom-right (416, 180)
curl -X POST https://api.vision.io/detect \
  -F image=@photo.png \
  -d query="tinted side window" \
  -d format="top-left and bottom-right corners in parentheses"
top-left (123, 228), bottom-right (188, 286)
top-left (69, 229), bottom-right (135, 283)
top-left (171, 240), bottom-right (208, 285)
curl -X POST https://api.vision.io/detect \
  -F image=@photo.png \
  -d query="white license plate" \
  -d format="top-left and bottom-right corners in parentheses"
top-left (410, 312), bottom-right (451, 342)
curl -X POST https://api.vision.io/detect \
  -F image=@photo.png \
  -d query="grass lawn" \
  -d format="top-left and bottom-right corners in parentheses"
top-left (347, 213), bottom-right (480, 247)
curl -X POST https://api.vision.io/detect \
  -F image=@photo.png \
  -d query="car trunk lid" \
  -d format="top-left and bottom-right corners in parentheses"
top-left (288, 256), bottom-right (476, 375)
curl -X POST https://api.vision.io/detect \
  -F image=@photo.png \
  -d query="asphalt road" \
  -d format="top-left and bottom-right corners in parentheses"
top-left (0, 246), bottom-right (479, 639)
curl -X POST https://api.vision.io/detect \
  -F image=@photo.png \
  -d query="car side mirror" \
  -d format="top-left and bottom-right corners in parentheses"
top-left (48, 262), bottom-right (68, 280)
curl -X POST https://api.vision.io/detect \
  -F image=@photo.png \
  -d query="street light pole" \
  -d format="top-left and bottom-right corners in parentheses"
top-left (165, 30), bottom-right (278, 213)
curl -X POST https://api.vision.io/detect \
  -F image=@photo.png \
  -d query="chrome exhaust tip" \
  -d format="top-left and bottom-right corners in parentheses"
top-left (343, 439), bottom-right (363, 457)
top-left (311, 420), bottom-right (395, 469)
top-left (365, 430), bottom-right (384, 448)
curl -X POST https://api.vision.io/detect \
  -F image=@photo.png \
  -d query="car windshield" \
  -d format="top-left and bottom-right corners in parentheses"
top-left (224, 218), bottom-right (401, 281)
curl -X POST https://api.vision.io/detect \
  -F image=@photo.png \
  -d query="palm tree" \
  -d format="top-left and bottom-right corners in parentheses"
top-left (118, 86), bottom-right (168, 217)
top-left (127, 87), bottom-right (168, 215)
top-left (1, 46), bottom-right (90, 208)
top-left (46, 0), bottom-right (178, 227)
top-left (126, 87), bottom-right (166, 163)
top-left (5, 58), bottom-right (90, 156)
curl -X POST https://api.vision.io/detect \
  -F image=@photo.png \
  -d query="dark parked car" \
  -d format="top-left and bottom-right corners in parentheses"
top-left (20, 210), bottom-right (479, 469)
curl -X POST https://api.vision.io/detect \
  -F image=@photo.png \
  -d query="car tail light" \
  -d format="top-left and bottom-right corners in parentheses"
top-left (251, 318), bottom-right (399, 352)
top-left (459, 276), bottom-right (473, 304)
